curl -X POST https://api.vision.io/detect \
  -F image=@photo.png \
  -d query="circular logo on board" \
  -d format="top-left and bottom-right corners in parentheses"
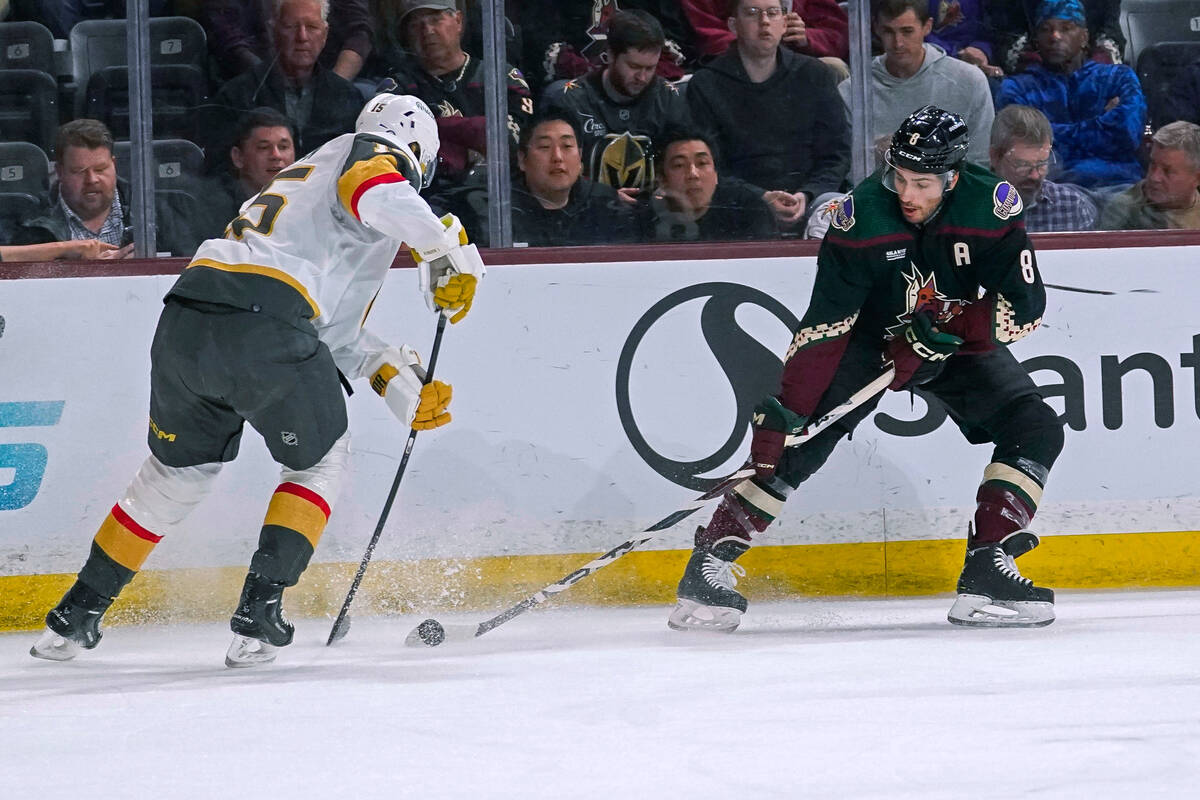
top-left (615, 282), bottom-right (799, 491)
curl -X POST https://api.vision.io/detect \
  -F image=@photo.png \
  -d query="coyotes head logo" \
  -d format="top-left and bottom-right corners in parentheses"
top-left (885, 264), bottom-right (970, 339)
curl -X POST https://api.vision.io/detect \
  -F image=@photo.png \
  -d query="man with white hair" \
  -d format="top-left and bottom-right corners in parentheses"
top-left (202, 0), bottom-right (362, 174)
top-left (31, 94), bottom-right (486, 669)
top-left (1099, 121), bottom-right (1200, 230)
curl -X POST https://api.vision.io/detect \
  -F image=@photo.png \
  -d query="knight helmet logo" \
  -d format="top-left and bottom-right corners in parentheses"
top-left (596, 131), bottom-right (652, 190)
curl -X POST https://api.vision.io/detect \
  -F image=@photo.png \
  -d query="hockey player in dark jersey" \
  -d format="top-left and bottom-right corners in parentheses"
top-left (30, 94), bottom-right (486, 666)
top-left (668, 105), bottom-right (1065, 633)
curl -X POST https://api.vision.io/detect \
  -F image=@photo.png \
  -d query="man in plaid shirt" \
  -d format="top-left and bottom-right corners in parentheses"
top-left (989, 104), bottom-right (1097, 232)
top-left (11, 119), bottom-right (200, 256)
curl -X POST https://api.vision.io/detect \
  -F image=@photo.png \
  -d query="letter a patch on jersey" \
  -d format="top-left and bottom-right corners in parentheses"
top-left (993, 181), bottom-right (1023, 220)
top-left (830, 195), bottom-right (855, 232)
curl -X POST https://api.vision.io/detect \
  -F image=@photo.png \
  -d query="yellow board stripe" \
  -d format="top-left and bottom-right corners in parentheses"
top-left (982, 462), bottom-right (1044, 507)
top-left (187, 258), bottom-right (321, 318)
top-left (94, 512), bottom-right (160, 571)
top-left (6, 531), bottom-right (1200, 632)
top-left (263, 491), bottom-right (329, 550)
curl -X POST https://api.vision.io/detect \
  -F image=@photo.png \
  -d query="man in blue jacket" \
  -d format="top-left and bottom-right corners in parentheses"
top-left (995, 0), bottom-right (1146, 188)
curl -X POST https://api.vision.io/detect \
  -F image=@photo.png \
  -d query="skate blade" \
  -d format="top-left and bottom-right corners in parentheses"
top-left (225, 634), bottom-right (280, 668)
top-left (29, 627), bottom-right (81, 661)
top-left (947, 594), bottom-right (1055, 628)
top-left (667, 598), bottom-right (742, 633)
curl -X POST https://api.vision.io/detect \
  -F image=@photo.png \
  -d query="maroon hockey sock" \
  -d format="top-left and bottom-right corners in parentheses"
top-left (971, 482), bottom-right (1036, 547)
top-left (694, 493), bottom-right (772, 551)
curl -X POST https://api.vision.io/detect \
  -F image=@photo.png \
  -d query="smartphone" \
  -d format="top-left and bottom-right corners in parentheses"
top-left (120, 226), bottom-right (135, 247)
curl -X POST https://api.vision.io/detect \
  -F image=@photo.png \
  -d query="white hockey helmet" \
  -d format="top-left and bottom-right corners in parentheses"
top-left (356, 93), bottom-right (440, 189)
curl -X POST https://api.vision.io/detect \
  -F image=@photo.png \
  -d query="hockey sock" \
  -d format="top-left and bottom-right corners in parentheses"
top-left (694, 477), bottom-right (789, 551)
top-left (971, 460), bottom-right (1046, 547)
top-left (249, 483), bottom-right (331, 586)
top-left (77, 504), bottom-right (162, 598)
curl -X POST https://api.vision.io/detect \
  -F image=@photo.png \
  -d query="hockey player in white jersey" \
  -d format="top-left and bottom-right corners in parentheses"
top-left (31, 94), bottom-right (486, 667)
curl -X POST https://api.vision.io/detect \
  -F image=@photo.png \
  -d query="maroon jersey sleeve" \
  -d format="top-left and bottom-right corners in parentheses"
top-left (778, 235), bottom-right (876, 417)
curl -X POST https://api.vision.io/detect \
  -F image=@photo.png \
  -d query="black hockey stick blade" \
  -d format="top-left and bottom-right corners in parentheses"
top-left (1044, 282), bottom-right (1159, 296)
top-left (327, 314), bottom-right (449, 646)
top-left (403, 466), bottom-right (753, 647)
top-left (403, 365), bottom-right (895, 648)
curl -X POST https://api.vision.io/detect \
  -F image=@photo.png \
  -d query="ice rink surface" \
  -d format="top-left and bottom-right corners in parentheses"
top-left (3, 590), bottom-right (1199, 799)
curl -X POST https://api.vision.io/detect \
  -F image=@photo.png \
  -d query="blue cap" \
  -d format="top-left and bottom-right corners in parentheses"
top-left (1034, 0), bottom-right (1086, 28)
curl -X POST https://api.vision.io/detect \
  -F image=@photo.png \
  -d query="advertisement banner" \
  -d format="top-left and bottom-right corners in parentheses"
top-left (1, 247), bottom-right (1197, 579)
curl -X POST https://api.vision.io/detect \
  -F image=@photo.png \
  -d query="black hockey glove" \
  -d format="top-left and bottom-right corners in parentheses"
top-left (750, 396), bottom-right (808, 481)
top-left (886, 314), bottom-right (963, 390)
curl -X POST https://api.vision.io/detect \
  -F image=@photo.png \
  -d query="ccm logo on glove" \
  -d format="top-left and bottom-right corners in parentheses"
top-left (367, 346), bottom-right (452, 430)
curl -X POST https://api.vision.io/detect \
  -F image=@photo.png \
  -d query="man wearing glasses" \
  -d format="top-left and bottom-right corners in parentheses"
top-left (988, 104), bottom-right (1096, 232)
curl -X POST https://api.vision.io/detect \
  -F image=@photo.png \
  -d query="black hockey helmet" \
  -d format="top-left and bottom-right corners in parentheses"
top-left (886, 105), bottom-right (969, 175)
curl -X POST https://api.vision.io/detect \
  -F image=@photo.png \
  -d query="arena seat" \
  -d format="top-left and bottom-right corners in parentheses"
top-left (0, 69), bottom-right (58, 154)
top-left (1136, 41), bottom-right (1200, 128)
top-left (0, 20), bottom-right (56, 74)
top-left (113, 138), bottom-right (205, 186)
top-left (1120, 0), bottom-right (1200, 66)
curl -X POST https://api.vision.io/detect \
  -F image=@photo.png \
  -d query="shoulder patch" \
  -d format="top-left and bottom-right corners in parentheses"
top-left (830, 195), bottom-right (856, 232)
top-left (993, 181), bottom-right (1023, 220)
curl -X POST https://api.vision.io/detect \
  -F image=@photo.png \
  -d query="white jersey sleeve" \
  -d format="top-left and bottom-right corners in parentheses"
top-left (179, 133), bottom-right (445, 381)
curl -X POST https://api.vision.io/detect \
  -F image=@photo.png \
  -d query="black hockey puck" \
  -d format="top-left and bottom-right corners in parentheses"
top-left (416, 618), bottom-right (445, 646)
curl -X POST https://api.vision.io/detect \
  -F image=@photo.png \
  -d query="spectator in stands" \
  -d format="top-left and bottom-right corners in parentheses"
top-left (8, 0), bottom-right (171, 39)
top-left (686, 0), bottom-right (850, 229)
top-left (442, 110), bottom-right (632, 247)
top-left (837, 0), bottom-right (993, 166)
top-left (634, 127), bottom-right (777, 242)
top-left (381, 0), bottom-right (532, 202)
top-left (202, 0), bottom-right (361, 175)
top-left (681, 0), bottom-right (849, 70)
top-left (201, 0), bottom-right (374, 82)
top-left (995, 0), bottom-right (1145, 188)
top-left (989, 105), bottom-right (1097, 232)
top-left (518, 1), bottom-right (693, 94)
top-left (196, 108), bottom-right (298, 240)
top-left (10, 119), bottom-right (194, 256)
top-left (992, 0), bottom-right (1123, 76)
top-left (1160, 59), bottom-right (1200, 128)
top-left (922, 0), bottom-right (1004, 80)
top-left (1099, 122), bottom-right (1200, 231)
top-left (512, 111), bottom-right (633, 246)
top-left (544, 10), bottom-right (691, 198)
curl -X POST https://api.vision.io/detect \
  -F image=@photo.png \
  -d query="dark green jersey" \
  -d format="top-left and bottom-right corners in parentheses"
top-left (781, 161), bottom-right (1044, 416)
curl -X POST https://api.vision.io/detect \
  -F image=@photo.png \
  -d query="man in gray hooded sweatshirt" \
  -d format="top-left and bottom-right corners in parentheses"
top-left (838, 0), bottom-right (994, 166)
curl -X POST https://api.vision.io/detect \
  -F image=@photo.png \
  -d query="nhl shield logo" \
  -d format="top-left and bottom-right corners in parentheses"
top-left (281, 431), bottom-right (299, 446)
top-left (993, 181), bottom-right (1023, 220)
top-left (830, 195), bottom-right (855, 232)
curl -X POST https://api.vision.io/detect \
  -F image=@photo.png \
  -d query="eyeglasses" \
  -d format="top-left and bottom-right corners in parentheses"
top-left (1003, 149), bottom-right (1057, 176)
top-left (738, 6), bottom-right (785, 21)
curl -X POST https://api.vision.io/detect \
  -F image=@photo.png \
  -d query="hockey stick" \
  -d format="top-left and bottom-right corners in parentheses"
top-left (404, 365), bottom-right (896, 647)
top-left (326, 314), bottom-right (449, 646)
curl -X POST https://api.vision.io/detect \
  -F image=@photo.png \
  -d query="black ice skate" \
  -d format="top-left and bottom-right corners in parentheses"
top-left (30, 581), bottom-right (114, 661)
top-left (226, 572), bottom-right (293, 668)
top-left (668, 536), bottom-right (750, 633)
top-left (947, 530), bottom-right (1055, 628)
